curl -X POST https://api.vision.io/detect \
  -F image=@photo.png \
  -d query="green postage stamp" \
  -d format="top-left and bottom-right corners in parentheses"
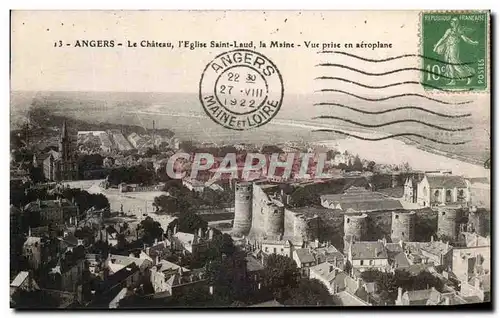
top-left (421, 11), bottom-right (489, 91)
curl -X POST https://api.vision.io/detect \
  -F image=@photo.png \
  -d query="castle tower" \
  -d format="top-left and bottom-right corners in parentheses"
top-left (391, 211), bottom-right (416, 242)
top-left (437, 207), bottom-right (462, 240)
top-left (468, 208), bottom-right (486, 236)
top-left (344, 213), bottom-right (368, 242)
top-left (232, 182), bottom-right (253, 236)
top-left (265, 203), bottom-right (285, 237)
top-left (293, 214), bottom-right (308, 240)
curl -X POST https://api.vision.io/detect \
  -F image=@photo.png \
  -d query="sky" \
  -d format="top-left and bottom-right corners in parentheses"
top-left (12, 10), bottom-right (429, 93)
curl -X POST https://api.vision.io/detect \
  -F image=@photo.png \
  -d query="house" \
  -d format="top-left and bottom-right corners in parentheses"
top-left (171, 229), bottom-right (210, 259)
top-left (105, 254), bottom-right (153, 275)
top-left (89, 263), bottom-right (141, 308)
top-left (332, 291), bottom-right (371, 306)
top-left (23, 236), bottom-right (43, 270)
top-left (416, 240), bottom-right (454, 269)
top-left (292, 248), bottom-right (316, 277)
top-left (24, 198), bottom-right (78, 226)
top-left (150, 260), bottom-right (191, 293)
top-left (245, 254), bottom-right (265, 291)
top-left (460, 274), bottom-right (490, 303)
top-left (309, 262), bottom-right (345, 294)
top-left (416, 173), bottom-right (470, 207)
top-left (46, 250), bottom-right (86, 293)
top-left (396, 287), bottom-right (470, 306)
top-left (150, 266), bottom-right (208, 297)
top-left (452, 246), bottom-right (490, 284)
top-left (261, 236), bottom-right (304, 258)
top-left (10, 271), bottom-right (39, 297)
top-left (347, 241), bottom-right (389, 272)
top-left (182, 178), bottom-right (206, 193)
top-left (313, 244), bottom-right (345, 268)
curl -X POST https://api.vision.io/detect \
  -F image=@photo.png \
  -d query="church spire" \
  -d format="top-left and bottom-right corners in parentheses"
top-left (61, 120), bottom-right (68, 139)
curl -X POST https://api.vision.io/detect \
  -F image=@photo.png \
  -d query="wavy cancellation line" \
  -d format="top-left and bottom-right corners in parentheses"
top-left (317, 89), bottom-right (472, 105)
top-left (316, 63), bottom-right (475, 80)
top-left (315, 76), bottom-right (475, 92)
top-left (312, 116), bottom-right (472, 132)
top-left (312, 129), bottom-right (469, 145)
top-left (318, 51), bottom-right (474, 66)
top-left (313, 103), bottom-right (471, 118)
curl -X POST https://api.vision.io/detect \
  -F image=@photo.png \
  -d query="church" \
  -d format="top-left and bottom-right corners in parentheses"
top-left (33, 121), bottom-right (79, 181)
top-left (403, 172), bottom-right (470, 208)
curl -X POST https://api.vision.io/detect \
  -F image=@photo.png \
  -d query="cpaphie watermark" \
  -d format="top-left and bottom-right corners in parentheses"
top-left (165, 152), bottom-right (335, 184)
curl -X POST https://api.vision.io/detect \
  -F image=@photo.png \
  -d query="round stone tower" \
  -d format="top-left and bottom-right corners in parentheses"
top-left (344, 213), bottom-right (368, 242)
top-left (391, 211), bottom-right (416, 242)
top-left (265, 203), bottom-right (285, 237)
top-left (437, 207), bottom-right (462, 240)
top-left (232, 182), bottom-right (253, 236)
top-left (468, 208), bottom-right (486, 236)
top-left (293, 214), bottom-right (308, 239)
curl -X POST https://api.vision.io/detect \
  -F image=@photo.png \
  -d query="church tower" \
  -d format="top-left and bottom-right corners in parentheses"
top-left (59, 121), bottom-right (71, 162)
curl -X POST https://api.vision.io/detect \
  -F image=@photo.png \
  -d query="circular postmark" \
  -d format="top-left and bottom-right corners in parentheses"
top-left (199, 49), bottom-right (284, 130)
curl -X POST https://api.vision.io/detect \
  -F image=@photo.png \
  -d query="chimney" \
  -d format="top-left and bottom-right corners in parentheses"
top-left (397, 287), bottom-right (403, 301)
top-left (154, 238), bottom-right (158, 246)
top-left (173, 225), bottom-right (177, 234)
top-left (431, 236), bottom-right (434, 242)
top-left (145, 247), bottom-right (150, 256)
top-left (129, 253), bottom-right (135, 258)
top-left (28, 226), bottom-right (32, 237)
top-left (155, 254), bottom-right (159, 265)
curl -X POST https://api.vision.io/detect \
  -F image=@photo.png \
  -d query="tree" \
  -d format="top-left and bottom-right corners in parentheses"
top-left (367, 161), bottom-right (376, 172)
top-left (207, 233), bottom-right (235, 260)
top-left (284, 278), bottom-right (335, 306)
top-left (351, 155), bottom-right (363, 172)
top-left (153, 195), bottom-right (178, 213)
top-left (263, 254), bottom-right (300, 300)
top-left (177, 212), bottom-right (208, 234)
top-left (138, 217), bottom-right (164, 245)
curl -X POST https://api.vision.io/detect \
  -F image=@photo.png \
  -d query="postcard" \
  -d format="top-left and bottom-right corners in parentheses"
top-left (10, 10), bottom-right (491, 309)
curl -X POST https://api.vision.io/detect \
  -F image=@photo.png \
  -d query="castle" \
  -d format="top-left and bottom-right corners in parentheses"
top-left (232, 181), bottom-right (320, 242)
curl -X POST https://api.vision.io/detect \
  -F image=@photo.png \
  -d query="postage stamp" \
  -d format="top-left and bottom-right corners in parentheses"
top-left (199, 49), bottom-right (284, 130)
top-left (421, 11), bottom-right (489, 91)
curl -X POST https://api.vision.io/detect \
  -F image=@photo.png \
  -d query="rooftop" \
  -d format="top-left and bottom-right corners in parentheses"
top-left (249, 300), bottom-right (283, 307)
top-left (309, 262), bottom-right (342, 283)
top-left (418, 241), bottom-right (453, 256)
top-left (245, 255), bottom-right (264, 272)
top-left (425, 174), bottom-right (468, 188)
top-left (10, 271), bottom-right (29, 287)
top-left (333, 291), bottom-right (370, 306)
top-left (321, 187), bottom-right (403, 212)
top-left (294, 248), bottom-right (316, 264)
top-left (350, 241), bottom-right (388, 260)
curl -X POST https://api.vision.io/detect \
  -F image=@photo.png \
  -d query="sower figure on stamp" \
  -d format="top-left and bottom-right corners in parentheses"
top-left (433, 17), bottom-right (478, 86)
